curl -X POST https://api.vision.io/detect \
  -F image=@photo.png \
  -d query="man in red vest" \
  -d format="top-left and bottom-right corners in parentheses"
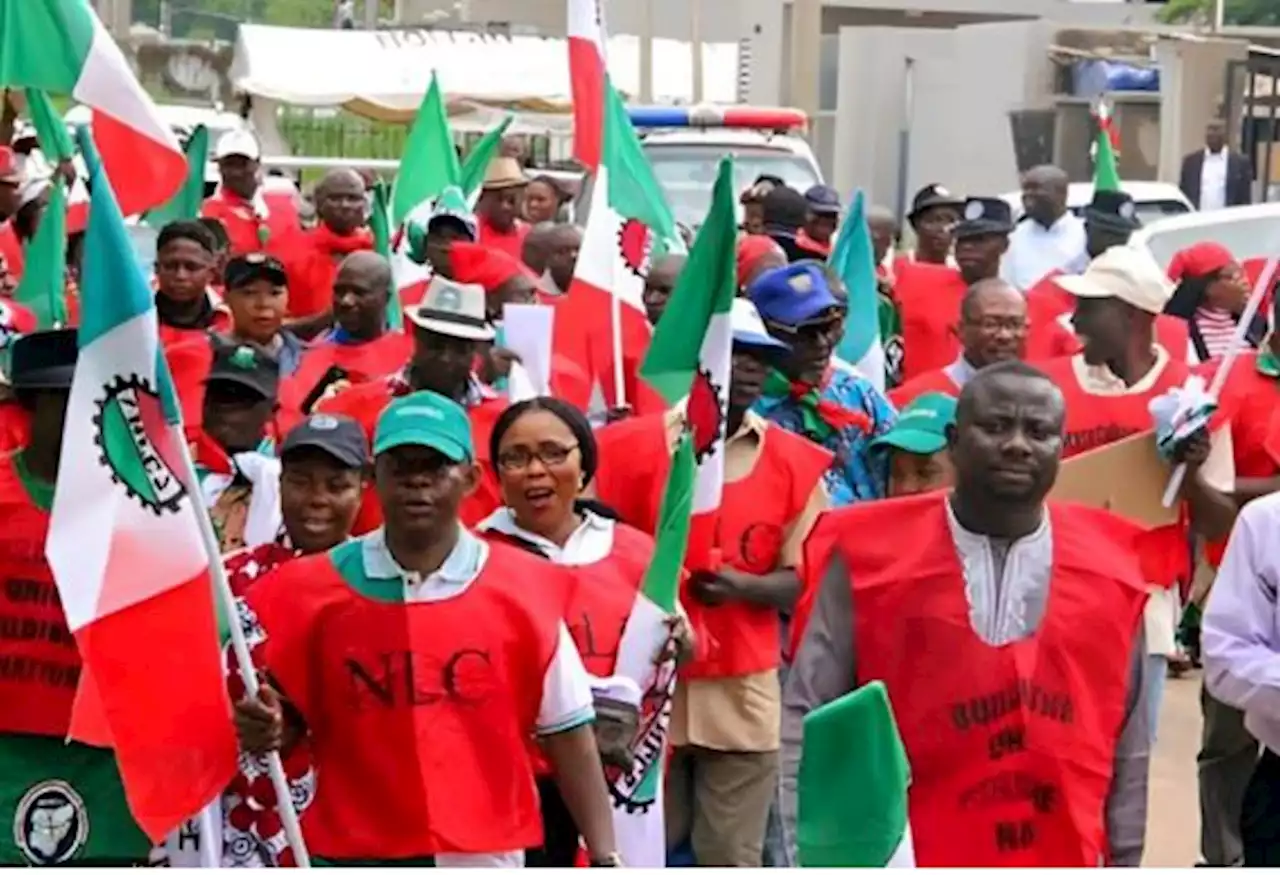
top-left (201, 129), bottom-right (300, 257)
top-left (783, 360), bottom-right (1153, 866)
top-left (890, 277), bottom-right (1027, 408)
top-left (233, 390), bottom-right (621, 866)
top-left (898, 183), bottom-right (962, 271)
top-left (0, 146), bottom-right (23, 283)
top-left (476, 156), bottom-right (530, 262)
top-left (318, 276), bottom-right (507, 532)
top-left (154, 220), bottom-right (232, 350)
top-left (278, 168), bottom-right (374, 325)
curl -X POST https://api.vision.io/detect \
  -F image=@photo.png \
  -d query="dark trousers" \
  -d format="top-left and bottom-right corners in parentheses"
top-left (1243, 748), bottom-right (1280, 866)
top-left (526, 777), bottom-right (581, 867)
top-left (1202, 685), bottom-right (1260, 865)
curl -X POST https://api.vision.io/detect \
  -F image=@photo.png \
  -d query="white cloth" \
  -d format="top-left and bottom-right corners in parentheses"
top-left (1200, 148), bottom-right (1229, 212)
top-left (1001, 212), bottom-right (1087, 291)
top-left (1203, 491), bottom-right (1280, 753)
top-left (478, 506), bottom-right (616, 565)
top-left (199, 451), bottom-right (282, 551)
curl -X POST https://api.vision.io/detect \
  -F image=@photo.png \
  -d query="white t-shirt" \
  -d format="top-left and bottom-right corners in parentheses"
top-left (1001, 212), bottom-right (1087, 291)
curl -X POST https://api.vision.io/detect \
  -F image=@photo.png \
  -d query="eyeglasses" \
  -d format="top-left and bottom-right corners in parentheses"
top-left (496, 443), bottom-right (579, 472)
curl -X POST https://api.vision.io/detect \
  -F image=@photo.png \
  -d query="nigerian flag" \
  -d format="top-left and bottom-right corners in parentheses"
top-left (830, 191), bottom-right (886, 392)
top-left (799, 681), bottom-right (915, 867)
top-left (1093, 101), bottom-right (1121, 193)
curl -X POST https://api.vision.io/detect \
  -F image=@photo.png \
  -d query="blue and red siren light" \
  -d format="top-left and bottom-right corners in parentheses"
top-left (627, 105), bottom-right (809, 132)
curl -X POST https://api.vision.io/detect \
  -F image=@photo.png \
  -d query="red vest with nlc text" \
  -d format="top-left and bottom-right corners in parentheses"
top-left (1038, 355), bottom-right (1190, 460)
top-left (682, 426), bottom-right (831, 680)
top-left (823, 492), bottom-right (1147, 866)
top-left (245, 539), bottom-right (569, 860)
top-left (0, 456), bottom-right (80, 738)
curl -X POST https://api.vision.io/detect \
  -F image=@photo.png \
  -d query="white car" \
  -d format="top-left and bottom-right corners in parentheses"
top-left (1131, 202), bottom-right (1280, 274)
top-left (1000, 181), bottom-right (1193, 227)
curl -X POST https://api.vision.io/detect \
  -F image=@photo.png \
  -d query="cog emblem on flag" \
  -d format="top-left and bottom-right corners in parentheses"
top-left (687, 368), bottom-right (725, 463)
top-left (606, 651), bottom-right (677, 815)
top-left (618, 219), bottom-right (653, 280)
top-left (93, 375), bottom-right (189, 515)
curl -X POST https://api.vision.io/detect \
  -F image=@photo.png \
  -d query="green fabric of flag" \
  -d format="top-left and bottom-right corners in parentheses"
top-left (459, 115), bottom-right (513, 201)
top-left (639, 157), bottom-right (736, 407)
top-left (23, 87), bottom-right (75, 161)
top-left (1093, 119), bottom-right (1121, 193)
top-left (639, 432), bottom-right (695, 613)
top-left (369, 179), bottom-right (403, 332)
top-left (13, 179), bottom-right (68, 329)
top-left (391, 72), bottom-right (461, 227)
top-left (146, 124), bottom-right (208, 227)
top-left (602, 76), bottom-right (682, 254)
top-left (799, 681), bottom-right (912, 867)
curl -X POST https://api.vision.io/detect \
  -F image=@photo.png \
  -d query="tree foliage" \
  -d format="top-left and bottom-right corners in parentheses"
top-left (1158, 0), bottom-right (1280, 26)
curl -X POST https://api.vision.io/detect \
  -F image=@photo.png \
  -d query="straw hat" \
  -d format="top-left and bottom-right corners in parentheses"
top-left (481, 156), bottom-right (528, 191)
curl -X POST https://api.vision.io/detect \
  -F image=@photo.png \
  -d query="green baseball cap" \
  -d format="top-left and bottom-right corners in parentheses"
top-left (870, 392), bottom-right (957, 456)
top-left (373, 391), bottom-right (474, 463)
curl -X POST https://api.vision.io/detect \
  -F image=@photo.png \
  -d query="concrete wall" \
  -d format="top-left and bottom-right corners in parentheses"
top-left (832, 20), bottom-right (1057, 215)
top-left (1155, 37), bottom-right (1250, 182)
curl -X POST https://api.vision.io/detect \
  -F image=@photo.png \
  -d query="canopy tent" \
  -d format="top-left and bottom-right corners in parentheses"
top-left (228, 24), bottom-right (742, 123)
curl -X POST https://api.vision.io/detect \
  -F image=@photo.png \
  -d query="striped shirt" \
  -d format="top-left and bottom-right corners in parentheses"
top-left (1194, 306), bottom-right (1238, 360)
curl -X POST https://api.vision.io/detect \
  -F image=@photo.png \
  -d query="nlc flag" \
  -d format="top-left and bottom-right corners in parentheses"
top-left (45, 133), bottom-right (238, 842)
top-left (829, 190), bottom-right (886, 393)
top-left (0, 0), bottom-right (187, 218)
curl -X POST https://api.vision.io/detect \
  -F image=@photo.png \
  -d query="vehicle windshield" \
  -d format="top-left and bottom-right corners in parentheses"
top-left (1140, 214), bottom-right (1280, 271)
top-left (645, 145), bottom-right (821, 228)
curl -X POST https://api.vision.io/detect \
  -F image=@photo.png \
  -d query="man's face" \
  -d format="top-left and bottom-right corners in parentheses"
top-left (772, 310), bottom-right (844, 385)
top-left (317, 174), bottom-right (367, 235)
top-left (375, 445), bottom-right (477, 541)
top-left (958, 287), bottom-right (1027, 369)
top-left (805, 211), bottom-right (839, 245)
top-left (1085, 223), bottom-right (1131, 261)
top-left (547, 229), bottom-right (582, 291)
top-left (0, 179), bottom-right (19, 220)
top-left (479, 187), bottom-right (524, 233)
top-left (742, 203), bottom-right (766, 235)
top-left (867, 216), bottom-right (898, 265)
top-left (28, 390), bottom-right (71, 474)
top-left (333, 264), bottom-right (385, 338)
top-left (643, 263), bottom-right (680, 327)
top-left (218, 155), bottom-right (259, 200)
top-left (729, 348), bottom-right (771, 412)
top-left (1071, 296), bottom-right (1131, 366)
top-left (156, 238), bottom-right (215, 304)
top-left (489, 277), bottom-right (537, 320)
top-left (1021, 175), bottom-right (1065, 227)
top-left (226, 279), bottom-right (287, 346)
top-left (954, 233), bottom-right (1008, 285)
top-left (889, 449), bottom-right (955, 498)
top-left (202, 381), bottom-right (275, 454)
top-left (280, 449), bottom-right (364, 554)
top-left (1205, 122), bottom-right (1227, 153)
top-left (410, 326), bottom-right (477, 399)
top-left (911, 206), bottom-right (958, 259)
top-left (951, 374), bottom-right (1063, 502)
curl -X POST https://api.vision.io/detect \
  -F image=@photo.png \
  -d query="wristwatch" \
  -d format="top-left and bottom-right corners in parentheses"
top-left (589, 852), bottom-right (623, 867)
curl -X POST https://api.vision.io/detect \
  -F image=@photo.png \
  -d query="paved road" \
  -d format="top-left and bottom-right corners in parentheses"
top-left (1145, 671), bottom-right (1205, 867)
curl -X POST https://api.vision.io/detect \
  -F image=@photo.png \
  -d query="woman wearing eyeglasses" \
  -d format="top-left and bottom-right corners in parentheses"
top-left (476, 396), bottom-right (691, 869)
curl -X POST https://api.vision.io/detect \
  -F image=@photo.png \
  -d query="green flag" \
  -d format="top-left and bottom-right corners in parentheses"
top-left (603, 76), bottom-right (683, 254)
top-left (391, 72), bottom-right (462, 227)
top-left (23, 88), bottom-right (75, 162)
top-left (146, 124), bottom-right (209, 227)
top-left (369, 179), bottom-right (403, 332)
top-left (13, 179), bottom-right (68, 329)
top-left (459, 115), bottom-right (513, 201)
top-left (1093, 104), bottom-right (1121, 193)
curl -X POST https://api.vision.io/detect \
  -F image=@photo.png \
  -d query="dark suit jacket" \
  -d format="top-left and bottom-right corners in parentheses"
top-left (1179, 149), bottom-right (1254, 208)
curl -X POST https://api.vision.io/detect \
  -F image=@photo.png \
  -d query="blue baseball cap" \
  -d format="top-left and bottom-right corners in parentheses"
top-left (747, 261), bottom-right (845, 327)
top-left (731, 298), bottom-right (790, 353)
top-left (804, 184), bottom-right (842, 216)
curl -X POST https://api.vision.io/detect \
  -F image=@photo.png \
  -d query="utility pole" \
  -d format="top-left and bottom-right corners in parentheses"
top-left (691, 0), bottom-right (704, 103)
top-left (640, 0), bottom-right (654, 103)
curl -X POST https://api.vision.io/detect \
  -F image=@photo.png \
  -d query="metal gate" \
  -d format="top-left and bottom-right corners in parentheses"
top-left (1224, 52), bottom-right (1280, 202)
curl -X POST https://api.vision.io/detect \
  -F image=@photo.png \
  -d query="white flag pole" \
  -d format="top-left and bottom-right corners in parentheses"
top-left (197, 804), bottom-right (221, 868)
top-left (1161, 251), bottom-right (1280, 507)
top-left (610, 277), bottom-right (629, 409)
top-left (174, 435), bottom-right (313, 867)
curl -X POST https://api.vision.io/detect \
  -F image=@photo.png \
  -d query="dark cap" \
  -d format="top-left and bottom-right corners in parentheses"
top-left (907, 183), bottom-right (964, 222)
top-left (9, 329), bottom-right (78, 391)
top-left (761, 186), bottom-right (808, 233)
top-left (224, 252), bottom-right (288, 290)
top-left (804, 184), bottom-right (842, 216)
top-left (280, 413), bottom-right (368, 468)
top-left (1084, 189), bottom-right (1140, 234)
top-left (205, 338), bottom-right (279, 400)
top-left (955, 197), bottom-right (1014, 239)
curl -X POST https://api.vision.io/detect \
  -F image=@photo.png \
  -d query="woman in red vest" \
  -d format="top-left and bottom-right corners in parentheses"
top-left (476, 397), bottom-right (689, 868)
top-left (784, 360), bottom-right (1152, 866)
top-left (1165, 241), bottom-right (1262, 364)
top-left (233, 391), bottom-right (621, 866)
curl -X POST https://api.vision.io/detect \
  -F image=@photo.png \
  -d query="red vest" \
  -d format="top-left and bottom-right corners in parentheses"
top-left (887, 368), bottom-right (959, 409)
top-left (277, 226), bottom-right (376, 319)
top-left (477, 216), bottom-right (530, 264)
top-left (0, 456), bottom-right (80, 737)
top-left (814, 492), bottom-right (1147, 866)
top-left (1038, 355), bottom-right (1190, 459)
top-left (317, 379), bottom-right (507, 534)
top-left (201, 190), bottom-right (301, 257)
top-left (0, 402), bottom-right (30, 454)
top-left (894, 261), bottom-right (967, 382)
top-left (278, 333), bottom-right (413, 430)
top-left (0, 220), bottom-right (24, 281)
top-left (246, 539), bottom-right (568, 859)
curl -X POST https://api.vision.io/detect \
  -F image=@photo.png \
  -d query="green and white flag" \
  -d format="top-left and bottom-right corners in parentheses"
top-left (799, 681), bottom-right (915, 867)
top-left (145, 124), bottom-right (209, 227)
top-left (13, 178), bottom-right (68, 330)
